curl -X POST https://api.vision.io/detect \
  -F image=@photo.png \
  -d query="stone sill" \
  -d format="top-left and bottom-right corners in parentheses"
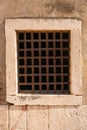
top-left (7, 95), bottom-right (82, 106)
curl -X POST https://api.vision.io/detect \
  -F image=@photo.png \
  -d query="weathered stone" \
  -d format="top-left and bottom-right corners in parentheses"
top-left (78, 105), bottom-right (87, 130)
top-left (27, 106), bottom-right (48, 130)
top-left (9, 106), bottom-right (26, 130)
top-left (0, 0), bottom-right (87, 105)
top-left (0, 105), bottom-right (8, 130)
top-left (49, 106), bottom-right (79, 130)
top-left (0, 0), bottom-right (87, 130)
top-left (0, 23), bottom-right (6, 103)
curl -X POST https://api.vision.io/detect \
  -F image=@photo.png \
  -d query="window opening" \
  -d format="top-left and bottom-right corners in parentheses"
top-left (17, 31), bottom-right (70, 94)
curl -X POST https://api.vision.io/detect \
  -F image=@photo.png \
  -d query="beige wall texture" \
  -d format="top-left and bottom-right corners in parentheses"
top-left (0, 0), bottom-right (87, 130)
top-left (0, 105), bottom-right (87, 130)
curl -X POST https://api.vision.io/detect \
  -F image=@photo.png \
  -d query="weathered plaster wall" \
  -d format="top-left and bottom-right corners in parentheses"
top-left (0, 0), bottom-right (87, 104)
top-left (0, 0), bottom-right (87, 130)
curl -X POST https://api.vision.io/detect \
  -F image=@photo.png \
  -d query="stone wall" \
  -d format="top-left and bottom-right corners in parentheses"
top-left (1, 105), bottom-right (87, 130)
top-left (0, 0), bottom-right (87, 129)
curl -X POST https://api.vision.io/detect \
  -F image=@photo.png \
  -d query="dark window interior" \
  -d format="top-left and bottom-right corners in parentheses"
top-left (17, 31), bottom-right (70, 94)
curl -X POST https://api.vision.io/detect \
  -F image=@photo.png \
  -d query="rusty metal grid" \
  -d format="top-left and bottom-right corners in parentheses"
top-left (17, 31), bottom-right (70, 94)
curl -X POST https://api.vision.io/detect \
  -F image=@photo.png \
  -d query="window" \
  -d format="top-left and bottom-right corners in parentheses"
top-left (5, 19), bottom-right (82, 105)
top-left (17, 31), bottom-right (70, 94)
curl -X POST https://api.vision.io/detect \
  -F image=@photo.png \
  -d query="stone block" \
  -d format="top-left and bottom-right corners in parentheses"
top-left (0, 105), bottom-right (8, 130)
top-left (9, 105), bottom-right (26, 130)
top-left (78, 105), bottom-right (87, 130)
top-left (49, 106), bottom-right (79, 130)
top-left (27, 106), bottom-right (48, 130)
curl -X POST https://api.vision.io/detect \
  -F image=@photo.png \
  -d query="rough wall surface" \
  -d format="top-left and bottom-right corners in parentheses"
top-left (0, 0), bottom-right (87, 104)
top-left (0, 105), bottom-right (87, 130)
top-left (0, 0), bottom-right (87, 130)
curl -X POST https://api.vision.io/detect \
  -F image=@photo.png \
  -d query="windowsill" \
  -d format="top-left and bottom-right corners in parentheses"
top-left (7, 94), bottom-right (82, 105)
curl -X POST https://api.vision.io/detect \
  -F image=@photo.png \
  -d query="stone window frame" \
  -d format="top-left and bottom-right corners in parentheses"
top-left (5, 19), bottom-right (82, 105)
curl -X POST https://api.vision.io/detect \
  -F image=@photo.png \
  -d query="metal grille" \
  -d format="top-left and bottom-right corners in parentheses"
top-left (17, 31), bottom-right (70, 94)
